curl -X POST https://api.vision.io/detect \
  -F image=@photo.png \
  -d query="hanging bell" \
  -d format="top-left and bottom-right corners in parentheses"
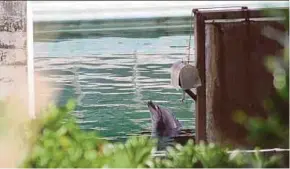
top-left (171, 61), bottom-right (201, 90)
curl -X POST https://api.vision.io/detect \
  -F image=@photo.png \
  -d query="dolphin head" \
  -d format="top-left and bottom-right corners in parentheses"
top-left (147, 100), bottom-right (162, 122)
top-left (147, 100), bottom-right (182, 138)
top-left (147, 101), bottom-right (166, 134)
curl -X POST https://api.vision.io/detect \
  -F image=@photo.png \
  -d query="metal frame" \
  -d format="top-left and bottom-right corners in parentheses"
top-left (192, 6), bottom-right (287, 143)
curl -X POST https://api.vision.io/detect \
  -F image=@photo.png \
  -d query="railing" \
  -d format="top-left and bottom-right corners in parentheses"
top-left (152, 148), bottom-right (290, 158)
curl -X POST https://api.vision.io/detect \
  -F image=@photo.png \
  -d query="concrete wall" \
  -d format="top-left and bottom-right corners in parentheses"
top-left (0, 1), bottom-right (27, 101)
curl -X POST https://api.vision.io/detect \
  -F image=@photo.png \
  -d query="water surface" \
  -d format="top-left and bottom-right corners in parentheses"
top-left (34, 18), bottom-right (196, 141)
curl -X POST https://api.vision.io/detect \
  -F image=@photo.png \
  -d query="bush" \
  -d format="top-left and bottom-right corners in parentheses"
top-left (18, 98), bottom-right (285, 168)
top-left (22, 100), bottom-right (107, 168)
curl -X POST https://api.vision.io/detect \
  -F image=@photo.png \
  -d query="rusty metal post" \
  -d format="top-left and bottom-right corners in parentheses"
top-left (193, 10), bottom-right (207, 143)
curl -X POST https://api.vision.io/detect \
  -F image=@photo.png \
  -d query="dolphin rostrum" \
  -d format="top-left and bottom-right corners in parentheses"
top-left (147, 100), bottom-right (182, 149)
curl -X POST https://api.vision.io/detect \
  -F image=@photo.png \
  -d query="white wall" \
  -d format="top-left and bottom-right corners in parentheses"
top-left (0, 1), bottom-right (27, 102)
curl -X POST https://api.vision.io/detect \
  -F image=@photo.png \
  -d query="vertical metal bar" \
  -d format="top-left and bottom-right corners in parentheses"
top-left (194, 11), bottom-right (207, 143)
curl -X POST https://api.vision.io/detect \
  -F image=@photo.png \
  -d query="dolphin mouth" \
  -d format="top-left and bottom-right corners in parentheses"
top-left (147, 100), bottom-right (161, 123)
top-left (147, 100), bottom-right (157, 110)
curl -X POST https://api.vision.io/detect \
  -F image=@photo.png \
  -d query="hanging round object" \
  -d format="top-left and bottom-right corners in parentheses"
top-left (171, 61), bottom-right (201, 90)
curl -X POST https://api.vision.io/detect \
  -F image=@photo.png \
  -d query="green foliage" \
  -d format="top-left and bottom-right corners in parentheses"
top-left (152, 140), bottom-right (201, 168)
top-left (18, 98), bottom-right (284, 168)
top-left (21, 99), bottom-right (156, 168)
top-left (248, 149), bottom-right (283, 168)
top-left (100, 136), bottom-right (156, 168)
top-left (152, 140), bottom-right (283, 168)
top-left (152, 140), bottom-right (236, 168)
top-left (262, 7), bottom-right (289, 31)
top-left (22, 99), bottom-right (107, 168)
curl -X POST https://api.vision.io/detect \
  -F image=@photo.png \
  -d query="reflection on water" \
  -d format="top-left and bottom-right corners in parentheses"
top-left (34, 25), bottom-right (196, 141)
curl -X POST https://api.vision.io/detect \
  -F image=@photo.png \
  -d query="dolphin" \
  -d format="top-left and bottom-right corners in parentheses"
top-left (147, 100), bottom-right (182, 149)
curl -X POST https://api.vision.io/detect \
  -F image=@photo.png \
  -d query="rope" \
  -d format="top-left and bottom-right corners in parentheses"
top-left (186, 11), bottom-right (194, 64)
top-left (181, 11), bottom-right (195, 103)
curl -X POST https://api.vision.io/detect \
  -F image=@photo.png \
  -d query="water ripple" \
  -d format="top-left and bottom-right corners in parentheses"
top-left (34, 35), bottom-right (195, 141)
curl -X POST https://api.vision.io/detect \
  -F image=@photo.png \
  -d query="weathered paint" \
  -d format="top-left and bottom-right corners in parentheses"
top-left (0, 1), bottom-right (27, 102)
top-left (194, 10), bottom-right (207, 143)
top-left (194, 7), bottom-right (286, 147)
